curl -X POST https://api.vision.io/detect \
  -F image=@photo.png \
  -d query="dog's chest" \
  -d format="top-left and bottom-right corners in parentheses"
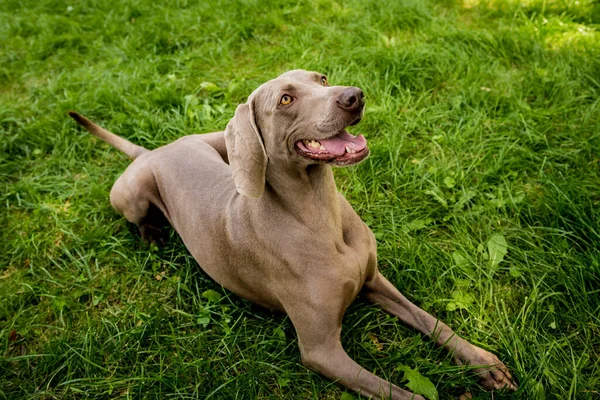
top-left (292, 214), bottom-right (376, 297)
top-left (338, 219), bottom-right (377, 292)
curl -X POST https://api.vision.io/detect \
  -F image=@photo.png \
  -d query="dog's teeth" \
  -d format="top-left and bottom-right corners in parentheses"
top-left (346, 145), bottom-right (356, 154)
top-left (302, 139), bottom-right (324, 150)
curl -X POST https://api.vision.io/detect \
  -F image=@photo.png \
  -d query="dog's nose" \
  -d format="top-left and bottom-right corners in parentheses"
top-left (336, 87), bottom-right (364, 112)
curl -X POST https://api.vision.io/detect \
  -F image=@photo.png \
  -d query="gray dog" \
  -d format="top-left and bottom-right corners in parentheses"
top-left (70, 70), bottom-right (517, 399)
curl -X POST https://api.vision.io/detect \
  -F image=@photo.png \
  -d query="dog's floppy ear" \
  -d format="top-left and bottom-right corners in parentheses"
top-left (225, 95), bottom-right (268, 198)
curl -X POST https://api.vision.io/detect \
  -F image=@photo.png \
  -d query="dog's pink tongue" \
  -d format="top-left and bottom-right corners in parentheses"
top-left (319, 131), bottom-right (367, 156)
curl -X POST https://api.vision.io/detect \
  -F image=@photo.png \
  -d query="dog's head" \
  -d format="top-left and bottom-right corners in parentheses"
top-left (225, 69), bottom-right (368, 198)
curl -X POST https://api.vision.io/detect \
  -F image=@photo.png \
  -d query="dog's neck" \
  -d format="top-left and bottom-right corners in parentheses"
top-left (262, 163), bottom-right (343, 232)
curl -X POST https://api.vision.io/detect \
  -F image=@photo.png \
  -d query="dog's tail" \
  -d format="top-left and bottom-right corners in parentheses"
top-left (68, 111), bottom-right (149, 160)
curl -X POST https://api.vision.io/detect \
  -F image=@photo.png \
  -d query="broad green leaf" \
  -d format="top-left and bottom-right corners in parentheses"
top-left (184, 94), bottom-right (198, 107)
top-left (92, 293), bottom-right (104, 306)
top-left (184, 94), bottom-right (198, 120)
top-left (453, 190), bottom-right (476, 210)
top-left (186, 108), bottom-right (196, 120)
top-left (199, 81), bottom-right (220, 92)
top-left (277, 375), bottom-right (290, 387)
top-left (446, 290), bottom-right (475, 311)
top-left (452, 251), bottom-right (468, 267)
top-left (52, 297), bottom-right (67, 312)
top-left (228, 79), bottom-right (243, 93)
top-left (340, 391), bottom-right (357, 400)
top-left (443, 176), bottom-right (456, 188)
top-left (487, 233), bottom-right (508, 267)
top-left (531, 379), bottom-right (546, 400)
top-left (274, 327), bottom-right (286, 342)
top-left (543, 367), bottom-right (558, 386)
top-left (455, 278), bottom-right (470, 288)
top-left (509, 265), bottom-right (522, 278)
top-left (197, 308), bottom-right (211, 327)
top-left (396, 365), bottom-right (438, 400)
top-left (202, 289), bottom-right (222, 302)
top-left (425, 189), bottom-right (448, 207)
top-left (512, 193), bottom-right (526, 204)
top-left (405, 218), bottom-right (434, 232)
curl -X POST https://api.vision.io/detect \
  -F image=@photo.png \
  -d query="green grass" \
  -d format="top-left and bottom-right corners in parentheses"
top-left (1, 0), bottom-right (599, 398)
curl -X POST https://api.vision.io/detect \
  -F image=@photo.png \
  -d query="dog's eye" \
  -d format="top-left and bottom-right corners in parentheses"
top-left (280, 95), bottom-right (293, 105)
top-left (321, 76), bottom-right (329, 86)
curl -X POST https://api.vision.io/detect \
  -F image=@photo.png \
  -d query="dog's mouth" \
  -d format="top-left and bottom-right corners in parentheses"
top-left (295, 131), bottom-right (369, 166)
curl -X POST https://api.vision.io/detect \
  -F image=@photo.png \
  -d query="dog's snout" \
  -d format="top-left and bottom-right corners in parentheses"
top-left (337, 87), bottom-right (364, 112)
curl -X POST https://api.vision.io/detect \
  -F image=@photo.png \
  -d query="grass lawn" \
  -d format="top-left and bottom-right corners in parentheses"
top-left (1, 0), bottom-right (599, 398)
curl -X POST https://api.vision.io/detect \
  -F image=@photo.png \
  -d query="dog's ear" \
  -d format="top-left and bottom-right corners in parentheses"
top-left (225, 96), bottom-right (268, 199)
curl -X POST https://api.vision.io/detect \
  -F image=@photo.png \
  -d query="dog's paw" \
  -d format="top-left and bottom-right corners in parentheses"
top-left (456, 347), bottom-right (517, 392)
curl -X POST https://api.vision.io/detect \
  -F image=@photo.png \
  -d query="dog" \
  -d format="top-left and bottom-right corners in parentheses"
top-left (70, 70), bottom-right (517, 399)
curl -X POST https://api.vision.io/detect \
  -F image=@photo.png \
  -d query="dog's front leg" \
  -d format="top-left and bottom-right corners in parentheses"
top-left (363, 272), bottom-right (517, 391)
top-left (286, 302), bottom-right (425, 400)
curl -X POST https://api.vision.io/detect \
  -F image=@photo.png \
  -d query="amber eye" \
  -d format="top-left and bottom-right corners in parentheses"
top-left (280, 94), bottom-right (293, 105)
top-left (321, 76), bottom-right (329, 86)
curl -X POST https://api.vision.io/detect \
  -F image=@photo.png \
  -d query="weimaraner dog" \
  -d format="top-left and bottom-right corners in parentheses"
top-left (70, 70), bottom-right (517, 399)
